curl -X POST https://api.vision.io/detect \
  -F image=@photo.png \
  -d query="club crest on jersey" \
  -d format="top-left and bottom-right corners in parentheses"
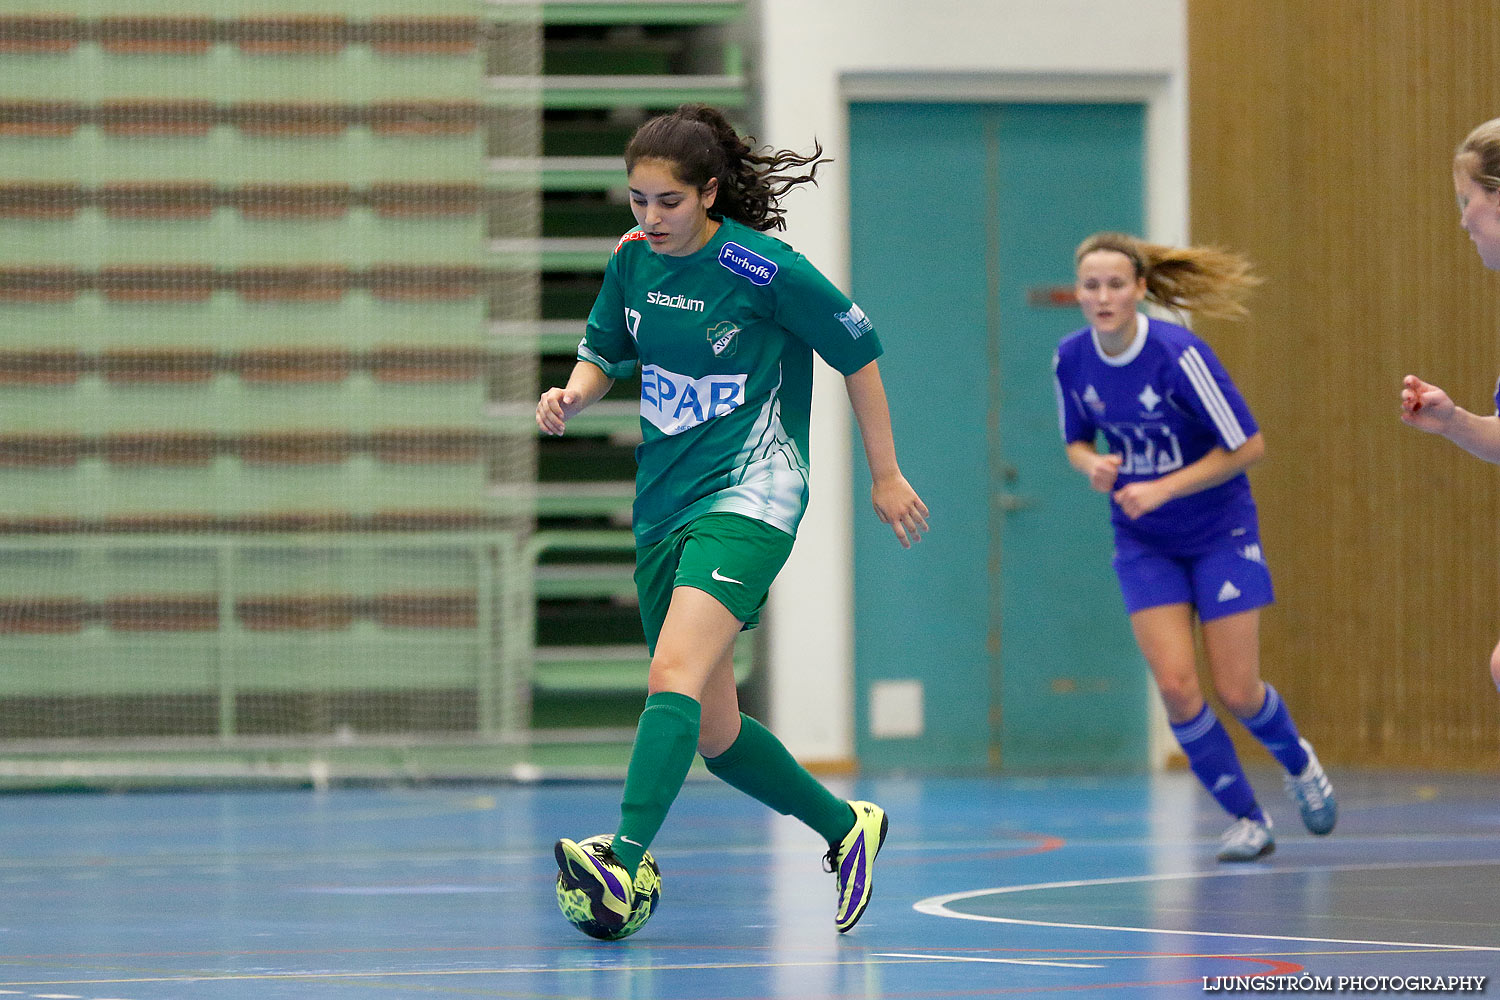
top-left (1138, 384), bottom-right (1162, 414)
top-left (719, 242), bottom-right (777, 286)
top-left (707, 321), bottom-right (740, 358)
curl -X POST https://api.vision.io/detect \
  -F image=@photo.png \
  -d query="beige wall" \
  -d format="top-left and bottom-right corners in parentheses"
top-left (1189, 1), bottom-right (1500, 767)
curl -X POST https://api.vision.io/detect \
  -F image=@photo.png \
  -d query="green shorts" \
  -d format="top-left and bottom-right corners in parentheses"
top-left (634, 512), bottom-right (796, 655)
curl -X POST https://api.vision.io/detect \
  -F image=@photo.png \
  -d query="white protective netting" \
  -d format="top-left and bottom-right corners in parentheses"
top-left (0, 5), bottom-right (540, 751)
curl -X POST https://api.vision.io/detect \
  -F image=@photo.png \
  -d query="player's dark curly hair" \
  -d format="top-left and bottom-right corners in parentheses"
top-left (624, 103), bottom-right (829, 232)
top-left (1076, 232), bottom-right (1262, 321)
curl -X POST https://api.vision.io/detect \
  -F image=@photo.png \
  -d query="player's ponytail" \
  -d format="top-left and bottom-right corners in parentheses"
top-left (624, 103), bottom-right (829, 232)
top-left (1456, 117), bottom-right (1500, 193)
top-left (1075, 232), bottom-right (1261, 321)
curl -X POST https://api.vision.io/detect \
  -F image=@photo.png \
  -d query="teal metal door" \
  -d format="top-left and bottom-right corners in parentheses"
top-left (848, 101), bottom-right (1150, 772)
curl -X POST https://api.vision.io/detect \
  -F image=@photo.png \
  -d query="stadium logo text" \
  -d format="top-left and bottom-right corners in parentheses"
top-left (646, 290), bottom-right (705, 312)
top-left (719, 243), bottom-right (778, 286)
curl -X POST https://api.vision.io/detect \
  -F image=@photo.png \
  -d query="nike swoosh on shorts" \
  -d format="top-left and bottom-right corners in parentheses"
top-left (710, 568), bottom-right (744, 585)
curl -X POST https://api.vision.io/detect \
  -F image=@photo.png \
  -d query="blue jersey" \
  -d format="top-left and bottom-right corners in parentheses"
top-left (1053, 314), bottom-right (1260, 551)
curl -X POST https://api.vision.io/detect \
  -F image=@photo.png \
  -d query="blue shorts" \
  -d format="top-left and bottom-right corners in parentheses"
top-left (1112, 530), bottom-right (1274, 621)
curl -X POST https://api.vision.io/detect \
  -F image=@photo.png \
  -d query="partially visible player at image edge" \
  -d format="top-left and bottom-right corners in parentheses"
top-left (1401, 115), bottom-right (1500, 694)
top-left (1053, 232), bottom-right (1337, 862)
top-left (537, 103), bottom-right (928, 936)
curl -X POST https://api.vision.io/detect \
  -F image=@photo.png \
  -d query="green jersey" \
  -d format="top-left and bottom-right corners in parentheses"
top-left (579, 216), bottom-right (883, 545)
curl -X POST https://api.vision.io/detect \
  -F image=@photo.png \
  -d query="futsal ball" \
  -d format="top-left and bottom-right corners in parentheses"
top-left (555, 834), bottom-right (662, 941)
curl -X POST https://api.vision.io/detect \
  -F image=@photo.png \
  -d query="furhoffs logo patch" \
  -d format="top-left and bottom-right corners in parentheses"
top-left (719, 242), bottom-right (777, 285)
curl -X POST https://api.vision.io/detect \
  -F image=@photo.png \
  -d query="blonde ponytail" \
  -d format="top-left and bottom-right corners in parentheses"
top-left (1076, 232), bottom-right (1261, 320)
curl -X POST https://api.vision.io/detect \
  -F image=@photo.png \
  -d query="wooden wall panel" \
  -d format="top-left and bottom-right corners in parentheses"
top-left (1189, 0), bottom-right (1500, 767)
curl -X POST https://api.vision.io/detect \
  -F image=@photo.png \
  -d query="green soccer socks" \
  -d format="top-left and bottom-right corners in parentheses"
top-left (612, 690), bottom-right (701, 875)
top-left (703, 712), bottom-right (855, 845)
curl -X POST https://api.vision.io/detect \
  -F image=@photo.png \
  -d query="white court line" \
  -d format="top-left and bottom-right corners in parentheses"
top-left (914, 857), bottom-right (1500, 953)
top-left (875, 952), bottom-right (1103, 969)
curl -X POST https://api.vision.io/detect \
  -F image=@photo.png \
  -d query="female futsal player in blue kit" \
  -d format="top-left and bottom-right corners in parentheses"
top-left (1402, 116), bottom-right (1500, 693)
top-left (1054, 232), bottom-right (1337, 861)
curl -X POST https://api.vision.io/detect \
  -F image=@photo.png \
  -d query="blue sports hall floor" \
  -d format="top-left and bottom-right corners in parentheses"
top-left (0, 769), bottom-right (1495, 999)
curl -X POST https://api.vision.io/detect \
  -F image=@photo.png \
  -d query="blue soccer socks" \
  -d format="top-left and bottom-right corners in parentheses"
top-left (1172, 704), bottom-right (1264, 823)
top-left (1238, 684), bottom-right (1337, 835)
top-left (1238, 683), bottom-right (1310, 775)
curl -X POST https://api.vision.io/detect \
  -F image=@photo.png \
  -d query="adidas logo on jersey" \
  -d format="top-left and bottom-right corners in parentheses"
top-left (1216, 580), bottom-right (1241, 603)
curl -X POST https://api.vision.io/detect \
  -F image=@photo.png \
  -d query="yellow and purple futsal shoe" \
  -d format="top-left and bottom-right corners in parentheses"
top-left (823, 800), bottom-right (888, 932)
top-left (555, 836), bottom-right (634, 932)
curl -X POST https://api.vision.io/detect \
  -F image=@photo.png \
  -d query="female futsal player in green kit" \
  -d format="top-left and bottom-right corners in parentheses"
top-left (536, 103), bottom-right (929, 936)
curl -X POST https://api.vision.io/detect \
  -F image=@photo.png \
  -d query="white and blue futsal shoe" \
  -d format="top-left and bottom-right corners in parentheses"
top-left (1217, 814), bottom-right (1274, 862)
top-left (1284, 737), bottom-right (1337, 835)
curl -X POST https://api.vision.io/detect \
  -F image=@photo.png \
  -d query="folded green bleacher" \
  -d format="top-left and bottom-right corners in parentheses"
top-left (0, 0), bottom-right (752, 783)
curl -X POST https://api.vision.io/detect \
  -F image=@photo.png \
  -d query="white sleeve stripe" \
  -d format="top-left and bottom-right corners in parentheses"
top-left (1180, 347), bottom-right (1246, 449)
top-left (1182, 350), bottom-right (1242, 446)
top-left (1052, 372), bottom-right (1068, 440)
top-left (1179, 347), bottom-right (1247, 450)
top-left (1179, 347), bottom-right (1244, 449)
